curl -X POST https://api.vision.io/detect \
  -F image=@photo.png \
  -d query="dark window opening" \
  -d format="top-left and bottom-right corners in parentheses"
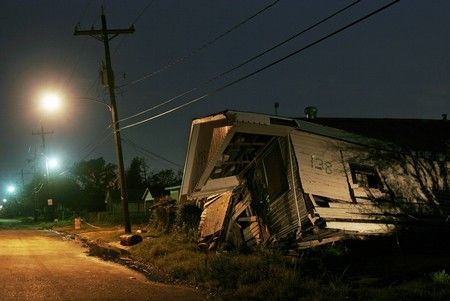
top-left (210, 133), bottom-right (272, 179)
top-left (246, 139), bottom-right (289, 211)
top-left (263, 142), bottom-right (289, 201)
top-left (350, 164), bottom-right (383, 190)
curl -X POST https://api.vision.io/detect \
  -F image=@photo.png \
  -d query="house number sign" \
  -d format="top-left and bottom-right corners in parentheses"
top-left (311, 155), bottom-right (333, 174)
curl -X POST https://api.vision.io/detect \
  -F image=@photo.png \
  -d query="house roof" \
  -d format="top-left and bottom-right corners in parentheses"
top-left (181, 110), bottom-right (449, 198)
top-left (298, 117), bottom-right (449, 153)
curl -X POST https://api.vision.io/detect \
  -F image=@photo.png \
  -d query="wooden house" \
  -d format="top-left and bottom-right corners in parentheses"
top-left (180, 111), bottom-right (449, 250)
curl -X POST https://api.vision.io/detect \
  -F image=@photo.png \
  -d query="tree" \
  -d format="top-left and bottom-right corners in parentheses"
top-left (126, 157), bottom-right (148, 190)
top-left (148, 169), bottom-right (182, 197)
top-left (71, 157), bottom-right (117, 212)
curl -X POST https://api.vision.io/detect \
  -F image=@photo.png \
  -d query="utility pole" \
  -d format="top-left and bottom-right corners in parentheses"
top-left (32, 124), bottom-right (53, 153)
top-left (74, 10), bottom-right (134, 233)
top-left (32, 124), bottom-right (53, 221)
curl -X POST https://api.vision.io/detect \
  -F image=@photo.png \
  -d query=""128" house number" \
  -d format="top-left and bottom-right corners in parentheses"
top-left (311, 155), bottom-right (333, 174)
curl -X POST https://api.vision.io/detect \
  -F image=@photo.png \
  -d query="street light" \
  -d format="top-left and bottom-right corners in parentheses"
top-left (38, 92), bottom-right (131, 233)
top-left (46, 157), bottom-right (60, 171)
top-left (6, 185), bottom-right (16, 194)
top-left (40, 92), bottom-right (62, 113)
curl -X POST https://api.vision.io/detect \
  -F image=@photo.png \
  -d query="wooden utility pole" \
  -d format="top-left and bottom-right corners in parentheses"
top-left (32, 124), bottom-right (54, 153)
top-left (32, 124), bottom-right (53, 221)
top-left (74, 11), bottom-right (134, 233)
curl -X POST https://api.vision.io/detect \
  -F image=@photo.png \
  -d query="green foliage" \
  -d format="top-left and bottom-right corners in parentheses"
top-left (126, 157), bottom-right (148, 189)
top-left (148, 169), bottom-right (181, 197)
top-left (432, 270), bottom-right (450, 284)
top-left (71, 157), bottom-right (117, 191)
top-left (176, 202), bottom-right (201, 232)
top-left (71, 157), bottom-right (117, 212)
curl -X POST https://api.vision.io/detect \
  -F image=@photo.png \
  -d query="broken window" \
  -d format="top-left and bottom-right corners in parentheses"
top-left (246, 139), bottom-right (289, 213)
top-left (263, 142), bottom-right (289, 201)
top-left (350, 164), bottom-right (383, 190)
top-left (210, 133), bottom-right (272, 179)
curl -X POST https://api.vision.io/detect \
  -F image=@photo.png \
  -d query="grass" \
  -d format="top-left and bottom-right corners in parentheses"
top-left (3, 218), bottom-right (450, 300)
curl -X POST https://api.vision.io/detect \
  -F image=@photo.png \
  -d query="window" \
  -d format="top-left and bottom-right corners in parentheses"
top-left (350, 164), bottom-right (383, 190)
top-left (263, 143), bottom-right (289, 201)
top-left (246, 140), bottom-right (289, 206)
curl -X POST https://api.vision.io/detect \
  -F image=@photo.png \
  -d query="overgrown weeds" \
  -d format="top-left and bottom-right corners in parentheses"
top-left (33, 220), bottom-right (450, 300)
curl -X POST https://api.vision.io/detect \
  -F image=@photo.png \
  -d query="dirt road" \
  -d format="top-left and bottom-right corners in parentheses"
top-left (0, 229), bottom-right (204, 301)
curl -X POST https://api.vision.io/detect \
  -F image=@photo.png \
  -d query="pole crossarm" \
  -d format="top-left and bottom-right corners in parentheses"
top-left (32, 124), bottom-right (54, 152)
top-left (74, 26), bottom-right (135, 41)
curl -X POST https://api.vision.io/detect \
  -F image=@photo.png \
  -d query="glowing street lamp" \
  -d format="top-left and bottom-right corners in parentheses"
top-left (47, 157), bottom-right (60, 170)
top-left (41, 92), bottom-right (62, 113)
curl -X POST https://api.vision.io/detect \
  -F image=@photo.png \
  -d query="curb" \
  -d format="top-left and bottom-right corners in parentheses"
top-left (55, 229), bottom-right (173, 283)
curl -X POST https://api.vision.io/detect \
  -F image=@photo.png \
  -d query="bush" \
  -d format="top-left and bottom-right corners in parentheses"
top-left (432, 270), bottom-right (450, 284)
top-left (176, 202), bottom-right (201, 232)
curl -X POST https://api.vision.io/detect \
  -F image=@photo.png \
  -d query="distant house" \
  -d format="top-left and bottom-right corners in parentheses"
top-left (142, 187), bottom-right (155, 211)
top-left (180, 110), bottom-right (449, 250)
top-left (142, 185), bottom-right (181, 208)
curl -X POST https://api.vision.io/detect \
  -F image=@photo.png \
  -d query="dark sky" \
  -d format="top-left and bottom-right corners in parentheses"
top-left (0, 0), bottom-right (448, 185)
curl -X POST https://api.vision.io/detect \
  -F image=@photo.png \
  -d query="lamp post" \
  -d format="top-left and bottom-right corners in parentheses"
top-left (38, 92), bottom-right (131, 233)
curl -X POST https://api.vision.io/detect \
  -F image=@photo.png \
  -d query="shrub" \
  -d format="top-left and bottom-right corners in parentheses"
top-left (176, 202), bottom-right (201, 232)
top-left (432, 270), bottom-right (450, 284)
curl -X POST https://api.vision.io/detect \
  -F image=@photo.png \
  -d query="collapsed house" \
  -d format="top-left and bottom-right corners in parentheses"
top-left (180, 110), bottom-right (450, 250)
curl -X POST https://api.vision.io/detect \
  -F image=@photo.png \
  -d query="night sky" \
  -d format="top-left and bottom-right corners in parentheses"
top-left (0, 0), bottom-right (448, 185)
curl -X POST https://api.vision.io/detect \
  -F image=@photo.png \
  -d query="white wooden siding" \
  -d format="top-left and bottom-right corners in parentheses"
top-left (290, 131), bottom-right (352, 201)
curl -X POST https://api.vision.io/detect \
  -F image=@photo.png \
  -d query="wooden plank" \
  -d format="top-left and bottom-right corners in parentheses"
top-left (326, 221), bottom-right (395, 234)
top-left (327, 202), bottom-right (401, 215)
top-left (242, 222), bottom-right (262, 244)
top-left (237, 216), bottom-right (257, 222)
top-left (315, 207), bottom-right (398, 221)
top-left (298, 235), bottom-right (348, 249)
top-left (231, 194), bottom-right (251, 221)
top-left (199, 191), bottom-right (233, 238)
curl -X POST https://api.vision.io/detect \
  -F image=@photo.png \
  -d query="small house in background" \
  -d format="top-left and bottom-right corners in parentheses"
top-left (145, 185), bottom-right (181, 231)
top-left (180, 110), bottom-right (449, 250)
top-left (166, 185), bottom-right (181, 202)
top-left (142, 187), bottom-right (155, 212)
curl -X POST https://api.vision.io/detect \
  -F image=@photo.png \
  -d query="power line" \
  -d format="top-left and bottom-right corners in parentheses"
top-left (117, 0), bottom-right (361, 124)
top-left (211, 0), bottom-right (361, 82)
top-left (118, 88), bottom-right (197, 123)
top-left (121, 136), bottom-right (182, 168)
top-left (132, 0), bottom-right (156, 25)
top-left (118, 0), bottom-right (281, 88)
top-left (77, 124), bottom-right (113, 158)
top-left (56, 0), bottom-right (95, 95)
top-left (113, 0), bottom-right (157, 55)
top-left (56, 129), bottom-right (113, 177)
top-left (119, 0), bottom-right (400, 131)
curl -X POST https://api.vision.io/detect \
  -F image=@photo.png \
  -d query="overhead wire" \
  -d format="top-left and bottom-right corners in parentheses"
top-left (117, 0), bottom-right (362, 124)
top-left (113, 0), bottom-right (157, 55)
top-left (118, 0), bottom-right (281, 88)
top-left (121, 136), bottom-right (182, 168)
top-left (119, 0), bottom-right (400, 131)
top-left (56, 127), bottom-right (113, 176)
top-left (59, 0), bottom-right (97, 94)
